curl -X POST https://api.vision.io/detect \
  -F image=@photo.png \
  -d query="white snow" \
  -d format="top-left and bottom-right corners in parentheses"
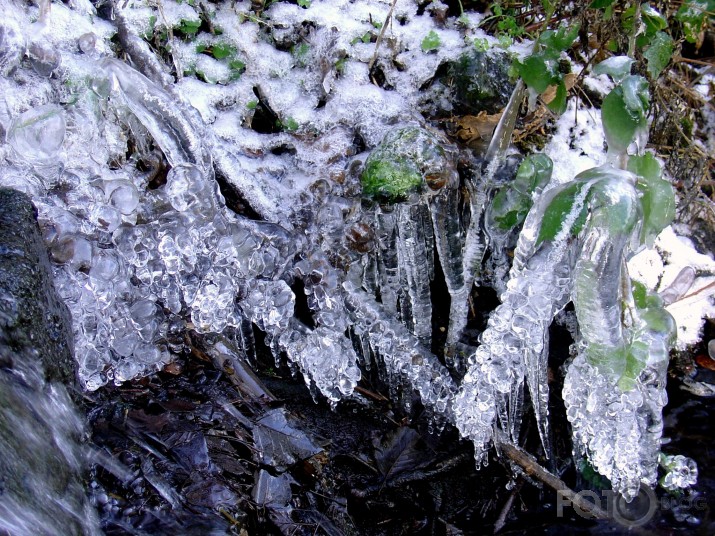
top-left (630, 226), bottom-right (715, 349)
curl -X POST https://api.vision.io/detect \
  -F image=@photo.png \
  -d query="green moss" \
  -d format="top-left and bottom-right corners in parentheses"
top-left (361, 159), bottom-right (422, 203)
top-left (360, 126), bottom-right (456, 204)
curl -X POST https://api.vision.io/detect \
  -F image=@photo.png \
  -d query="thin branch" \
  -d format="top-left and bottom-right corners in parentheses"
top-left (494, 433), bottom-right (610, 520)
top-left (368, 0), bottom-right (397, 74)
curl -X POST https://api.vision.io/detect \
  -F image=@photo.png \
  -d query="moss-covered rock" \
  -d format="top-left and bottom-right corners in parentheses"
top-left (360, 126), bottom-right (456, 204)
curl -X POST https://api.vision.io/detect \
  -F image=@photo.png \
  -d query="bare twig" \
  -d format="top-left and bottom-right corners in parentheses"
top-left (493, 478), bottom-right (524, 533)
top-left (494, 432), bottom-right (610, 520)
top-left (368, 0), bottom-right (397, 74)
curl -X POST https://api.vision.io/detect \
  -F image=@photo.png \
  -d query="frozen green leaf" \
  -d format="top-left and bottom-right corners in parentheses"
top-left (628, 153), bottom-right (675, 245)
top-left (593, 56), bottom-right (634, 82)
top-left (601, 76), bottom-right (649, 154)
top-left (536, 182), bottom-right (589, 245)
top-left (421, 31), bottom-right (441, 53)
top-left (676, 0), bottom-right (715, 44)
top-left (641, 3), bottom-right (669, 34)
top-left (644, 32), bottom-right (674, 79)
top-left (211, 43), bottom-right (235, 59)
top-left (177, 18), bottom-right (201, 37)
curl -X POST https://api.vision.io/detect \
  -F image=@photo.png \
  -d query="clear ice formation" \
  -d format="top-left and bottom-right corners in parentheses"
top-left (455, 164), bottom-right (677, 500)
top-left (0, 0), bottom-right (687, 503)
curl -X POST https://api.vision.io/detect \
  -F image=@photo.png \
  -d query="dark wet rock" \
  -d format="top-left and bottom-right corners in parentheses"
top-left (446, 50), bottom-right (514, 115)
top-left (0, 188), bottom-right (99, 534)
top-left (0, 188), bottom-right (76, 386)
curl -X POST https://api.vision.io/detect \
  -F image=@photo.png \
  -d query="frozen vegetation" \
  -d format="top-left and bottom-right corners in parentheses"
top-left (0, 0), bottom-right (712, 512)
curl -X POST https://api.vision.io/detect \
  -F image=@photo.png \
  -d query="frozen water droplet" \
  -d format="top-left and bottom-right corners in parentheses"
top-left (7, 104), bottom-right (66, 165)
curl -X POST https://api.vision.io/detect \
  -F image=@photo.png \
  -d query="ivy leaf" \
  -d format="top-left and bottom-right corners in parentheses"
top-left (421, 31), bottom-right (441, 53)
top-left (627, 153), bottom-right (675, 245)
top-left (644, 31), bottom-right (674, 79)
top-left (631, 280), bottom-right (649, 309)
top-left (490, 154), bottom-right (553, 232)
top-left (546, 80), bottom-right (568, 114)
top-left (641, 3), bottom-right (669, 35)
top-left (593, 56), bottom-right (634, 82)
top-left (177, 18), bottom-right (201, 37)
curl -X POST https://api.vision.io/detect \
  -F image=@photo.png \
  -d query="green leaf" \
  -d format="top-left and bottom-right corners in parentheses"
top-left (515, 153), bottom-right (553, 194)
top-left (628, 153), bottom-right (675, 245)
top-left (177, 18), bottom-right (201, 37)
top-left (641, 3), bottom-right (668, 35)
top-left (676, 0), bottom-right (715, 44)
top-left (292, 42), bottom-right (310, 66)
top-left (546, 80), bottom-right (568, 114)
top-left (297, 0), bottom-right (311, 7)
top-left (536, 182), bottom-right (589, 245)
top-left (644, 32), bottom-right (674, 79)
top-left (212, 43), bottom-right (236, 59)
top-left (593, 56), bottom-right (634, 82)
top-left (590, 0), bottom-right (615, 7)
top-left (246, 99), bottom-right (258, 110)
top-left (619, 340), bottom-right (649, 390)
top-left (473, 37), bottom-right (489, 52)
top-left (538, 23), bottom-right (580, 53)
top-left (421, 30), bottom-right (441, 53)
top-left (601, 76), bottom-right (649, 155)
top-left (515, 54), bottom-right (558, 94)
top-left (632, 280), bottom-right (649, 309)
top-left (282, 117), bottom-right (299, 132)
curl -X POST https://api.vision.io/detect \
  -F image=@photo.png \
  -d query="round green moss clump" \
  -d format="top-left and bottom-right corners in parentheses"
top-left (360, 126), bottom-right (456, 204)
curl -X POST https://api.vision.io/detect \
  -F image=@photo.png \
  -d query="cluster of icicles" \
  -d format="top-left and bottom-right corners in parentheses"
top-left (4, 36), bottom-right (678, 503)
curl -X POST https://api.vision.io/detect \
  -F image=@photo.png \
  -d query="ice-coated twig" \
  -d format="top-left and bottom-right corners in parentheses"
top-left (98, 58), bottom-right (211, 172)
top-left (113, 3), bottom-right (174, 89)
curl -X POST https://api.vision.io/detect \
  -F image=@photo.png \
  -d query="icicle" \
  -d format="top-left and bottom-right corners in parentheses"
top-left (444, 161), bottom-right (493, 356)
top-left (375, 207), bottom-right (400, 315)
top-left (343, 282), bottom-right (457, 419)
top-left (395, 203), bottom-right (433, 343)
top-left (430, 187), bottom-right (464, 294)
top-left (562, 166), bottom-right (677, 500)
top-left (454, 165), bottom-right (604, 460)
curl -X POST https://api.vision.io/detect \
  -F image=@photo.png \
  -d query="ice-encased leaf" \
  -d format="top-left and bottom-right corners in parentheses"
top-left (593, 56), bottom-right (634, 82)
top-left (601, 75), bottom-right (649, 155)
top-left (360, 126), bottom-right (456, 203)
top-left (489, 154), bottom-right (553, 232)
top-left (535, 182), bottom-right (589, 246)
top-left (627, 153), bottom-right (675, 245)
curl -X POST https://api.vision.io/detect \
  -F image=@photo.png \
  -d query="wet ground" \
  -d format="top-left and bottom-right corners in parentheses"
top-left (84, 324), bottom-right (715, 535)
